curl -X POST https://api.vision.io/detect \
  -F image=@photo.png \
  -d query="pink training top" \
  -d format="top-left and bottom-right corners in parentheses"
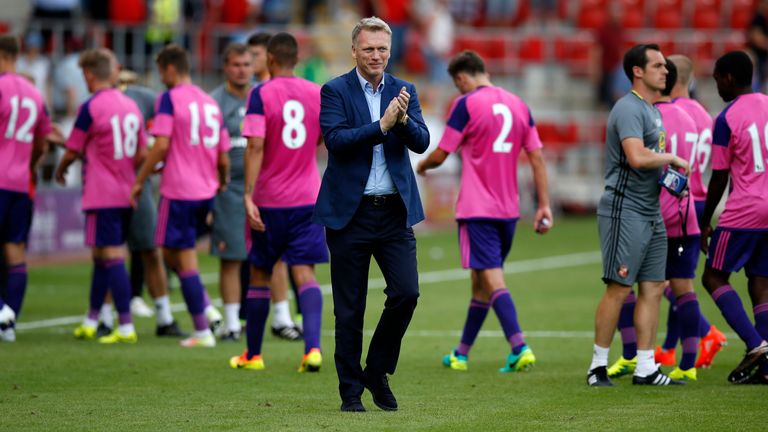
top-left (656, 102), bottom-right (700, 237)
top-left (673, 97), bottom-right (712, 202)
top-left (150, 83), bottom-right (231, 200)
top-left (242, 76), bottom-right (322, 208)
top-left (711, 93), bottom-right (768, 229)
top-left (438, 86), bottom-right (543, 220)
top-left (66, 89), bottom-right (146, 210)
top-left (0, 72), bottom-right (52, 193)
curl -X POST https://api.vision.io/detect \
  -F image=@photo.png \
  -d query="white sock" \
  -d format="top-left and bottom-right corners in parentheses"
top-left (83, 317), bottom-right (98, 328)
top-left (224, 303), bottom-right (240, 333)
top-left (589, 344), bottom-right (610, 371)
top-left (100, 304), bottom-right (114, 327)
top-left (272, 300), bottom-right (293, 328)
top-left (118, 323), bottom-right (135, 336)
top-left (635, 349), bottom-right (657, 377)
top-left (155, 295), bottom-right (173, 326)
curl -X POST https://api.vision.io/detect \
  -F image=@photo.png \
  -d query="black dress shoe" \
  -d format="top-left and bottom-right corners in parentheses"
top-left (363, 373), bottom-right (398, 411)
top-left (340, 398), bottom-right (366, 412)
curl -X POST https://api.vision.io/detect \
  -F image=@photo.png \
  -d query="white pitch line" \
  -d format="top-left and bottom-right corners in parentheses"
top-left (16, 251), bottom-right (601, 332)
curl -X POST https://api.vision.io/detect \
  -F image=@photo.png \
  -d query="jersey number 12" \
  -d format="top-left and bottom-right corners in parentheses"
top-left (4, 96), bottom-right (38, 143)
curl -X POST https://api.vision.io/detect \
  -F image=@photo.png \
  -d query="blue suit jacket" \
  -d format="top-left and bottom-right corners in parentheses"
top-left (314, 69), bottom-right (430, 230)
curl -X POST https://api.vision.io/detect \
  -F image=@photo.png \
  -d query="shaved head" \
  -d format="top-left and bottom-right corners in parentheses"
top-left (667, 55), bottom-right (693, 87)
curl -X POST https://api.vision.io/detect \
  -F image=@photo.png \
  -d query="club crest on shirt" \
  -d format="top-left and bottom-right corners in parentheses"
top-left (658, 130), bottom-right (666, 152)
top-left (617, 264), bottom-right (629, 279)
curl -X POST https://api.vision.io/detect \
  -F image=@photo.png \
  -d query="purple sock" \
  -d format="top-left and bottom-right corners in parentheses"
top-left (711, 285), bottom-right (763, 350)
top-left (88, 259), bottom-right (110, 321)
top-left (662, 285), bottom-right (680, 350)
top-left (675, 292), bottom-right (701, 370)
top-left (456, 298), bottom-right (490, 357)
top-left (5, 264), bottom-right (27, 319)
top-left (202, 290), bottom-right (212, 308)
top-left (753, 303), bottom-right (768, 374)
top-left (618, 290), bottom-right (637, 359)
top-left (298, 281), bottom-right (322, 354)
top-left (179, 270), bottom-right (209, 332)
top-left (697, 312), bottom-right (712, 338)
top-left (246, 286), bottom-right (270, 358)
top-left (490, 288), bottom-right (525, 355)
top-left (105, 259), bottom-right (132, 326)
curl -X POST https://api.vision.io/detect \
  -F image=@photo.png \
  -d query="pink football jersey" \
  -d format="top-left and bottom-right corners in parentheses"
top-left (711, 93), bottom-right (768, 229)
top-left (673, 97), bottom-right (713, 202)
top-left (0, 72), bottom-right (52, 193)
top-left (242, 76), bottom-right (322, 208)
top-left (656, 102), bottom-right (700, 237)
top-left (438, 86), bottom-right (543, 220)
top-left (150, 83), bottom-right (231, 200)
top-left (66, 89), bottom-right (147, 209)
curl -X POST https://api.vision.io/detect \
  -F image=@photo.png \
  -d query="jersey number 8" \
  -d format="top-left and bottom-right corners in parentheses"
top-left (282, 100), bottom-right (306, 149)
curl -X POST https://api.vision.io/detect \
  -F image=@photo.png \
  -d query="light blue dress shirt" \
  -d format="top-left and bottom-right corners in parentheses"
top-left (356, 69), bottom-right (396, 195)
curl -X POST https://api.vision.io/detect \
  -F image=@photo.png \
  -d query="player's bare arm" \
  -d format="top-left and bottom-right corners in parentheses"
top-left (131, 135), bottom-right (169, 206)
top-left (622, 137), bottom-right (690, 174)
top-left (243, 136), bottom-right (265, 232)
top-left (54, 149), bottom-right (79, 185)
top-left (699, 169), bottom-right (729, 254)
top-left (416, 148), bottom-right (448, 176)
top-left (528, 149), bottom-right (553, 234)
top-left (217, 152), bottom-right (230, 192)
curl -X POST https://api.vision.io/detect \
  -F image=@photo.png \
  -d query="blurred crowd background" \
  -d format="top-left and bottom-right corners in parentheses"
top-left (1, 0), bottom-right (767, 258)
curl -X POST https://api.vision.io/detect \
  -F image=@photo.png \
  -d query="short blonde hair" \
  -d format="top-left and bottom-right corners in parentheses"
top-left (352, 16), bottom-right (392, 45)
top-left (79, 48), bottom-right (116, 81)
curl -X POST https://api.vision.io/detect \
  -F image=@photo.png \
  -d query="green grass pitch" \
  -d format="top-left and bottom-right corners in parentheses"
top-left (2, 216), bottom-right (765, 431)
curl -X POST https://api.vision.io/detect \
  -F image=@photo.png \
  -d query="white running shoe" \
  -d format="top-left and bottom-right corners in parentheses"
top-left (130, 297), bottom-right (155, 317)
top-left (205, 305), bottom-right (223, 335)
top-left (0, 327), bottom-right (16, 342)
top-left (180, 332), bottom-right (216, 348)
top-left (0, 304), bottom-right (16, 326)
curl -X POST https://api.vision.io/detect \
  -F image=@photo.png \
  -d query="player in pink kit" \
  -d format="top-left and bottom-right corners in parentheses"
top-left (55, 48), bottom-right (144, 344)
top-left (700, 51), bottom-right (768, 384)
top-left (229, 32), bottom-right (328, 372)
top-left (131, 44), bottom-right (231, 348)
top-left (417, 50), bottom-right (552, 372)
top-left (0, 35), bottom-right (52, 342)
top-left (660, 55), bottom-right (726, 369)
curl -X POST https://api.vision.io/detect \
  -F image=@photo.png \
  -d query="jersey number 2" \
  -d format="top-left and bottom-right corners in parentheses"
top-left (492, 103), bottom-right (513, 153)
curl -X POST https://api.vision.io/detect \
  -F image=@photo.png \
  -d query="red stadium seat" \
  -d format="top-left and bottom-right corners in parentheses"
top-left (692, 7), bottom-right (721, 29)
top-left (730, 0), bottom-right (757, 28)
top-left (577, 7), bottom-right (607, 29)
top-left (554, 34), bottom-right (593, 75)
top-left (621, 10), bottom-right (646, 29)
top-left (519, 35), bottom-right (545, 62)
top-left (654, 8), bottom-right (683, 28)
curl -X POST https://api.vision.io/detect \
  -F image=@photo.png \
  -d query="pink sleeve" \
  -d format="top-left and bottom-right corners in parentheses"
top-left (524, 124), bottom-right (544, 152)
top-left (438, 127), bottom-right (463, 153)
top-left (219, 127), bottom-right (231, 153)
top-left (150, 113), bottom-right (173, 137)
top-left (242, 114), bottom-right (266, 138)
top-left (711, 143), bottom-right (729, 170)
top-left (65, 127), bottom-right (88, 153)
top-left (34, 104), bottom-right (53, 138)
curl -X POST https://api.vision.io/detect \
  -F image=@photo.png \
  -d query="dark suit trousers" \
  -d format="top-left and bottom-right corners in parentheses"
top-left (326, 195), bottom-right (419, 401)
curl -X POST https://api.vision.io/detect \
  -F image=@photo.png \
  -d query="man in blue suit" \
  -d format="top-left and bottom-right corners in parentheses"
top-left (315, 16), bottom-right (430, 412)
